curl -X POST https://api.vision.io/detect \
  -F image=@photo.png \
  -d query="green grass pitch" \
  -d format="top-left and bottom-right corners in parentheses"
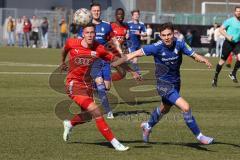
top-left (0, 47), bottom-right (239, 160)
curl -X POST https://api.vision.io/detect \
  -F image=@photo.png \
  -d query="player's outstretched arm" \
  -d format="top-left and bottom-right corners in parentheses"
top-left (111, 37), bottom-right (124, 56)
top-left (111, 49), bottom-right (144, 67)
top-left (192, 53), bottom-right (212, 68)
top-left (111, 56), bottom-right (142, 81)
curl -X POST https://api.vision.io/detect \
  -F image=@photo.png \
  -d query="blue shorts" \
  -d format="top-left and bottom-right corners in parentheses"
top-left (90, 59), bottom-right (111, 81)
top-left (157, 81), bottom-right (181, 106)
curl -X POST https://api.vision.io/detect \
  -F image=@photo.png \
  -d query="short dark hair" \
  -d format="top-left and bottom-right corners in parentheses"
top-left (115, 8), bottom-right (125, 15)
top-left (131, 9), bottom-right (140, 15)
top-left (235, 6), bottom-right (240, 10)
top-left (159, 22), bottom-right (174, 33)
top-left (82, 23), bottom-right (95, 30)
top-left (90, 2), bottom-right (101, 10)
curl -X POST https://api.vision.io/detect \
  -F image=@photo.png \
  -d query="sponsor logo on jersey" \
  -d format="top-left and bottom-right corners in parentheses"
top-left (101, 27), bottom-right (104, 32)
top-left (74, 57), bottom-right (92, 66)
top-left (74, 49), bottom-right (80, 54)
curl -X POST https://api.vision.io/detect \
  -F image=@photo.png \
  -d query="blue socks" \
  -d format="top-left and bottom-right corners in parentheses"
top-left (147, 107), bottom-right (201, 137)
top-left (96, 83), bottom-right (111, 113)
top-left (183, 109), bottom-right (200, 136)
top-left (148, 107), bottom-right (163, 128)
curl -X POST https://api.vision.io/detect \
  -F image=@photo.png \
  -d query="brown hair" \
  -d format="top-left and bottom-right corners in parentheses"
top-left (159, 22), bottom-right (174, 33)
top-left (131, 9), bottom-right (140, 15)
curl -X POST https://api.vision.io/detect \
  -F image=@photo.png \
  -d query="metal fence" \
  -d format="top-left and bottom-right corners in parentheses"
top-left (101, 9), bottom-right (230, 25)
top-left (0, 7), bottom-right (232, 47)
top-left (0, 8), bottom-right (67, 47)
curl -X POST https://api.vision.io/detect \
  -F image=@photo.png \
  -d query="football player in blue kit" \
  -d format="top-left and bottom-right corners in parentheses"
top-left (78, 3), bottom-right (139, 119)
top-left (113, 22), bottom-right (214, 144)
top-left (78, 3), bottom-right (120, 119)
top-left (127, 9), bottom-right (147, 75)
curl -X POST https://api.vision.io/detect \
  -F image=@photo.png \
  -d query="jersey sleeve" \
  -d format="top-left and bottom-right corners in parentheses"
top-left (97, 45), bottom-right (115, 62)
top-left (180, 40), bottom-right (195, 56)
top-left (222, 18), bottom-right (231, 29)
top-left (141, 23), bottom-right (147, 33)
top-left (141, 42), bottom-right (159, 56)
top-left (109, 24), bottom-right (113, 39)
top-left (64, 39), bottom-right (71, 52)
top-left (109, 24), bottom-right (115, 39)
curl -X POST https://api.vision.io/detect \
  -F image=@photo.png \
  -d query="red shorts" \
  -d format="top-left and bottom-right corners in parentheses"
top-left (66, 79), bottom-right (94, 110)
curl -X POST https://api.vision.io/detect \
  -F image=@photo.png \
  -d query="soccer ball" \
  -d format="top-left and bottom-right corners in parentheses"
top-left (73, 8), bottom-right (92, 26)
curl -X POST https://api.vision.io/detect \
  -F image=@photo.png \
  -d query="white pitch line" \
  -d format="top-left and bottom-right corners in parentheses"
top-left (0, 68), bottom-right (231, 75)
top-left (0, 72), bottom-right (65, 75)
top-left (0, 62), bottom-right (232, 72)
top-left (0, 62), bottom-right (58, 67)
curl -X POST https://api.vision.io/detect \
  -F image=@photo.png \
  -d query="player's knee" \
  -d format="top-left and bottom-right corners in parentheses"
top-left (219, 59), bottom-right (225, 65)
top-left (182, 103), bottom-right (190, 113)
top-left (87, 104), bottom-right (103, 119)
top-left (95, 77), bottom-right (104, 85)
top-left (236, 54), bottom-right (240, 60)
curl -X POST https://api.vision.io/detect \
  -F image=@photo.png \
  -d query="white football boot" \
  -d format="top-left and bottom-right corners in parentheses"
top-left (63, 120), bottom-right (73, 142)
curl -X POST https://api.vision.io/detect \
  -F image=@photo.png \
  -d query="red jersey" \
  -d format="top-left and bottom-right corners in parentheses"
top-left (110, 22), bottom-right (128, 44)
top-left (64, 38), bottom-right (115, 84)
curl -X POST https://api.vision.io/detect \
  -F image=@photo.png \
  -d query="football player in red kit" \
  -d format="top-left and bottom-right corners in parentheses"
top-left (60, 23), bottom-right (130, 151)
top-left (110, 8), bottom-right (130, 81)
top-left (111, 8), bottom-right (129, 56)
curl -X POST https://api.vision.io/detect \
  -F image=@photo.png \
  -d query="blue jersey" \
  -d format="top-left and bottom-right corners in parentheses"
top-left (142, 38), bottom-right (195, 83)
top-left (127, 21), bottom-right (146, 48)
top-left (78, 20), bottom-right (112, 45)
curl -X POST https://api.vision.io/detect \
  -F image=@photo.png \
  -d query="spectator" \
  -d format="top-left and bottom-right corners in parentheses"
top-left (6, 16), bottom-right (15, 46)
top-left (23, 17), bottom-right (32, 47)
top-left (31, 15), bottom-right (40, 48)
top-left (15, 18), bottom-right (24, 47)
top-left (206, 23), bottom-right (217, 57)
top-left (59, 18), bottom-right (68, 47)
top-left (214, 24), bottom-right (225, 57)
top-left (185, 30), bottom-right (193, 46)
top-left (41, 17), bottom-right (49, 48)
top-left (146, 24), bottom-right (153, 44)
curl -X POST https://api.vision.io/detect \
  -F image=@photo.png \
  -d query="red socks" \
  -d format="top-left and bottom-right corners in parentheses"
top-left (95, 116), bottom-right (114, 141)
top-left (70, 115), bottom-right (115, 142)
top-left (227, 53), bottom-right (232, 65)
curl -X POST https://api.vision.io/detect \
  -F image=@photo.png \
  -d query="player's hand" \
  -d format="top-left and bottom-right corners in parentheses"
top-left (131, 71), bottom-right (143, 81)
top-left (60, 62), bottom-right (68, 72)
top-left (204, 59), bottom-right (212, 69)
top-left (227, 35), bottom-right (233, 42)
top-left (197, 57), bottom-right (212, 68)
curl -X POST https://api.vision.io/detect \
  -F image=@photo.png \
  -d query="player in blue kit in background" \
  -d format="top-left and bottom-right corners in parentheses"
top-left (113, 22), bottom-right (214, 144)
top-left (78, 3), bottom-right (124, 119)
top-left (127, 9), bottom-right (147, 75)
